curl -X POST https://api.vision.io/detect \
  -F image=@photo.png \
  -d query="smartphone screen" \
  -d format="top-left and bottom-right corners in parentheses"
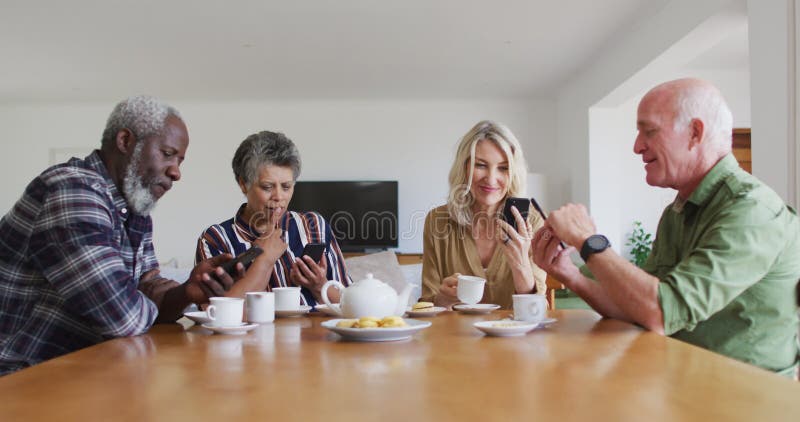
top-left (301, 242), bottom-right (325, 262)
top-left (502, 197), bottom-right (531, 231)
top-left (219, 245), bottom-right (264, 276)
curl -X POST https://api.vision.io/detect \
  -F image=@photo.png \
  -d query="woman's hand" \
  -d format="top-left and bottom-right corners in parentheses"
top-left (496, 205), bottom-right (533, 273)
top-left (289, 254), bottom-right (332, 301)
top-left (434, 272), bottom-right (461, 308)
top-left (253, 220), bottom-right (288, 264)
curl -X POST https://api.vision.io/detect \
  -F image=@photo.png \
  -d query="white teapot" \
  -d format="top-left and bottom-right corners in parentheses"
top-left (320, 273), bottom-right (411, 318)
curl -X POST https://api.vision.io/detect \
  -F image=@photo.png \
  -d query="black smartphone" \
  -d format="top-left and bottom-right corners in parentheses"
top-left (530, 197), bottom-right (567, 249)
top-left (219, 245), bottom-right (263, 276)
top-left (301, 242), bottom-right (326, 262)
top-left (502, 197), bottom-right (531, 232)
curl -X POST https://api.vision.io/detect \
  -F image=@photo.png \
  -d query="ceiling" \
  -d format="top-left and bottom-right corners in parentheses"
top-left (1, 0), bottom-right (745, 103)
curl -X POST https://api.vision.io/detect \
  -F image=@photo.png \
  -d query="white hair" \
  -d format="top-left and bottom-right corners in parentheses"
top-left (101, 95), bottom-right (182, 148)
top-left (121, 140), bottom-right (157, 215)
top-left (673, 83), bottom-right (733, 151)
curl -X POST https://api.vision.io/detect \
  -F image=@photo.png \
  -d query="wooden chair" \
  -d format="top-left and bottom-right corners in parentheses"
top-left (545, 273), bottom-right (564, 309)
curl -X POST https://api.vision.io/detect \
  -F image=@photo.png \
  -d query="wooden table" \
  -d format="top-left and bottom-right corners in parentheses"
top-left (1, 310), bottom-right (798, 421)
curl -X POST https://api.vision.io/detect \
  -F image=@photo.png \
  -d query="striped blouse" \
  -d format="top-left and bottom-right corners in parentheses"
top-left (195, 204), bottom-right (350, 306)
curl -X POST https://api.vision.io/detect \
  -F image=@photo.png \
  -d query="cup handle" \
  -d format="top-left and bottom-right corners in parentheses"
top-left (206, 305), bottom-right (217, 321)
top-left (320, 280), bottom-right (345, 316)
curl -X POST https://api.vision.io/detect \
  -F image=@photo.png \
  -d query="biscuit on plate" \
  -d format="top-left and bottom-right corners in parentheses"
top-left (379, 316), bottom-right (407, 328)
top-left (356, 316), bottom-right (380, 328)
top-left (336, 319), bottom-right (357, 328)
top-left (412, 302), bottom-right (434, 311)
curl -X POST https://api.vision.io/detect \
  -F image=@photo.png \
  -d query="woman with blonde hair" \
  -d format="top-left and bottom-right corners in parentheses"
top-left (420, 120), bottom-right (546, 309)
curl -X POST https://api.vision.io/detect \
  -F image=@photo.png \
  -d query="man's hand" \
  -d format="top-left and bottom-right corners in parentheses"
top-left (546, 203), bottom-right (597, 247)
top-left (184, 254), bottom-right (238, 304)
top-left (532, 227), bottom-right (580, 288)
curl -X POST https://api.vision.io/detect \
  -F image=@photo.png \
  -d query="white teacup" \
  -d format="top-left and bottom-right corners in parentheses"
top-left (246, 292), bottom-right (275, 324)
top-left (206, 297), bottom-right (244, 327)
top-left (513, 294), bottom-right (547, 323)
top-left (273, 286), bottom-right (302, 311)
top-left (457, 275), bottom-right (486, 305)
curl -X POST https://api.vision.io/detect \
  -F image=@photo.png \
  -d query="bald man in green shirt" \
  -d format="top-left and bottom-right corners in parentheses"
top-left (533, 78), bottom-right (800, 378)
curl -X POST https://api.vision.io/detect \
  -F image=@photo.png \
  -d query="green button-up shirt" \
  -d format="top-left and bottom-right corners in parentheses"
top-left (643, 154), bottom-right (800, 376)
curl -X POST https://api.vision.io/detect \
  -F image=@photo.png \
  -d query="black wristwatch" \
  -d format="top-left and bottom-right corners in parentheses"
top-left (580, 234), bottom-right (611, 262)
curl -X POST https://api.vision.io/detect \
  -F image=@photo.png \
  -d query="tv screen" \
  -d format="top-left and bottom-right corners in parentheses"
top-left (289, 181), bottom-right (398, 252)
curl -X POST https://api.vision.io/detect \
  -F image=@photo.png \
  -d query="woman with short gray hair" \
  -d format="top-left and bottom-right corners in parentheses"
top-left (195, 131), bottom-right (350, 304)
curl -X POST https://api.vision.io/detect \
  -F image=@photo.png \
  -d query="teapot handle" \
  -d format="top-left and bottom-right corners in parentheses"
top-left (320, 280), bottom-right (344, 316)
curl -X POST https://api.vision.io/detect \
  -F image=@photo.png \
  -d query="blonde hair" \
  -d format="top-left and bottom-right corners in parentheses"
top-left (447, 120), bottom-right (528, 226)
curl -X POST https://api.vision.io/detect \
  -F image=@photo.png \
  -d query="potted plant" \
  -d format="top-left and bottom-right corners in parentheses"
top-left (626, 221), bottom-right (653, 268)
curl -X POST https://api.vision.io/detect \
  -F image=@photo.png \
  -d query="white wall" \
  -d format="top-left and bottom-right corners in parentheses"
top-left (556, 0), bottom-right (742, 215)
top-left (748, 0), bottom-right (797, 206)
top-left (0, 98), bottom-right (555, 267)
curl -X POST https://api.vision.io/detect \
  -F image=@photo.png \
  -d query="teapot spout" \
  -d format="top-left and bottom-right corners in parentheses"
top-left (395, 283), bottom-right (413, 316)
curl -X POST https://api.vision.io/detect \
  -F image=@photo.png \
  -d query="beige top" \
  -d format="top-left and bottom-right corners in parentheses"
top-left (420, 205), bottom-right (547, 308)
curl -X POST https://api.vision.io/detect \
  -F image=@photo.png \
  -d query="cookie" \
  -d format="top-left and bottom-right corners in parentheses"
top-left (412, 301), bottom-right (434, 311)
top-left (380, 316), bottom-right (407, 328)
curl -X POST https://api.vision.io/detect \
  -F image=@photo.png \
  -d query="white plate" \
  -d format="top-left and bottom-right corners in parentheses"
top-left (540, 317), bottom-right (557, 327)
top-left (508, 316), bottom-right (558, 327)
top-left (314, 303), bottom-right (341, 317)
top-left (183, 311), bottom-right (213, 325)
top-left (452, 304), bottom-right (501, 314)
top-left (405, 306), bottom-right (447, 317)
top-left (201, 322), bottom-right (258, 335)
top-left (321, 318), bottom-right (432, 342)
top-left (275, 305), bottom-right (312, 318)
top-left (473, 320), bottom-right (539, 337)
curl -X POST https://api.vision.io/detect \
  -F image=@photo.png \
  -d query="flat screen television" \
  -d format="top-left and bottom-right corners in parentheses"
top-left (289, 181), bottom-right (398, 252)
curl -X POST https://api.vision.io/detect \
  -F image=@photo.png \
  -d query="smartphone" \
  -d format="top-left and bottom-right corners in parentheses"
top-left (301, 242), bottom-right (326, 262)
top-left (502, 197), bottom-right (531, 232)
top-left (219, 245), bottom-right (264, 276)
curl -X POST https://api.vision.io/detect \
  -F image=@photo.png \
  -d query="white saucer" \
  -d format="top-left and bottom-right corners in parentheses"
top-left (321, 319), bottom-right (431, 342)
top-left (276, 305), bottom-right (312, 318)
top-left (313, 303), bottom-right (341, 317)
top-left (507, 316), bottom-right (557, 327)
top-left (201, 322), bottom-right (258, 335)
top-left (452, 304), bottom-right (501, 314)
top-left (405, 306), bottom-right (447, 317)
top-left (183, 311), bottom-right (213, 325)
top-left (473, 320), bottom-right (539, 337)
top-left (540, 317), bottom-right (557, 327)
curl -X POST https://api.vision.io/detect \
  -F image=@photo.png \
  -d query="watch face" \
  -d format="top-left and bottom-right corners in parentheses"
top-left (587, 235), bottom-right (609, 250)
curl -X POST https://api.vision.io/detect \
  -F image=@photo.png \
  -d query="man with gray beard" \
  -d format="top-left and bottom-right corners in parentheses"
top-left (0, 95), bottom-right (235, 375)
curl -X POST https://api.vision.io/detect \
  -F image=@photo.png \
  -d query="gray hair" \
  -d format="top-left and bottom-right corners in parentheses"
top-left (671, 81), bottom-right (733, 151)
top-left (232, 131), bottom-right (302, 186)
top-left (101, 95), bottom-right (182, 148)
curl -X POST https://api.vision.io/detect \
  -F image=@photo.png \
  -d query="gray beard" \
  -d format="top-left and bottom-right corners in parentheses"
top-left (122, 143), bottom-right (157, 216)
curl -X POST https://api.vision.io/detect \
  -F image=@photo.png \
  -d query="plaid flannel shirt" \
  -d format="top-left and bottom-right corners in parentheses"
top-left (0, 151), bottom-right (161, 375)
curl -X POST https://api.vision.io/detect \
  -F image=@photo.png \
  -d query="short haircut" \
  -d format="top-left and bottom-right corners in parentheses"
top-left (447, 120), bottom-right (528, 227)
top-left (672, 81), bottom-right (733, 149)
top-left (101, 95), bottom-right (182, 148)
top-left (232, 131), bottom-right (302, 186)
